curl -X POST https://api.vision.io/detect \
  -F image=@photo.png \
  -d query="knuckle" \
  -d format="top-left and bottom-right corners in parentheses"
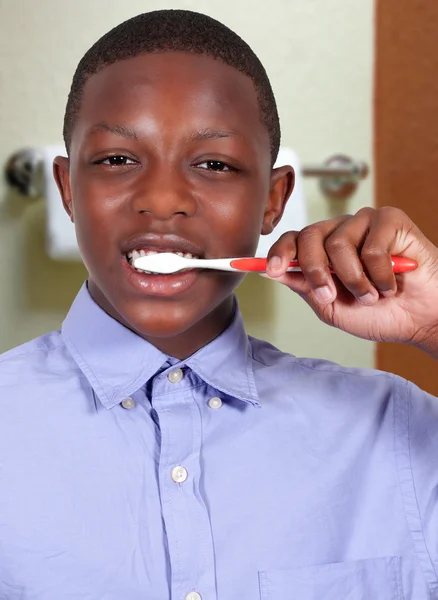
top-left (298, 224), bottom-right (321, 240)
top-left (280, 229), bottom-right (300, 239)
top-left (269, 231), bottom-right (298, 259)
top-left (356, 206), bottom-right (375, 218)
top-left (360, 246), bottom-right (387, 262)
top-left (276, 230), bottom-right (299, 246)
top-left (325, 234), bottom-right (349, 254)
top-left (378, 205), bottom-right (398, 215)
top-left (378, 205), bottom-right (406, 220)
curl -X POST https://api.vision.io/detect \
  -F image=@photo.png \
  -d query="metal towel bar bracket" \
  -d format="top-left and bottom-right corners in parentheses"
top-left (302, 154), bottom-right (369, 200)
top-left (4, 149), bottom-right (368, 201)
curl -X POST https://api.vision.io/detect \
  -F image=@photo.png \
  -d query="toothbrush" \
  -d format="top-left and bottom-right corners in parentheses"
top-left (133, 253), bottom-right (417, 275)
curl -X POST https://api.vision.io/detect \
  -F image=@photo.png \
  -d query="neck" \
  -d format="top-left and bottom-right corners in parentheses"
top-left (143, 296), bottom-right (236, 359)
top-left (88, 281), bottom-right (236, 359)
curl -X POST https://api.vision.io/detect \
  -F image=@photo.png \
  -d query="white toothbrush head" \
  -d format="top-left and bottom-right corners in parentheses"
top-left (133, 252), bottom-right (189, 274)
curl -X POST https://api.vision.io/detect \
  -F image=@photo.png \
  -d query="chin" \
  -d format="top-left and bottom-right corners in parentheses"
top-left (121, 300), bottom-right (207, 339)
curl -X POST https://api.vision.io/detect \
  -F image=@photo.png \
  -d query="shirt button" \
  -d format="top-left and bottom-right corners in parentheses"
top-left (185, 593), bottom-right (202, 600)
top-left (171, 465), bottom-right (188, 483)
top-left (208, 396), bottom-right (222, 409)
top-left (121, 397), bottom-right (135, 409)
top-left (168, 368), bottom-right (183, 384)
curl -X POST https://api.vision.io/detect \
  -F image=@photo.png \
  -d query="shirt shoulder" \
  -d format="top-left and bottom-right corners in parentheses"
top-left (0, 330), bottom-right (71, 389)
top-left (0, 330), bottom-right (61, 359)
top-left (249, 334), bottom-right (393, 380)
top-left (248, 334), bottom-right (407, 412)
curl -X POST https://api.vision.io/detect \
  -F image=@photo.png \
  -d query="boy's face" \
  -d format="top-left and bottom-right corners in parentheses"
top-left (55, 52), bottom-right (293, 356)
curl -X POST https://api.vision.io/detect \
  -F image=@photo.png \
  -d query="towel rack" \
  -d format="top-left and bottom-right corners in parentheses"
top-left (4, 149), bottom-right (368, 201)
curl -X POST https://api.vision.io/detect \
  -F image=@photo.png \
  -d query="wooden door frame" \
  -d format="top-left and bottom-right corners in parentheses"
top-left (374, 0), bottom-right (438, 395)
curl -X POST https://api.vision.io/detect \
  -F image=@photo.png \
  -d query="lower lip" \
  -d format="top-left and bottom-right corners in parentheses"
top-left (121, 257), bottom-right (201, 297)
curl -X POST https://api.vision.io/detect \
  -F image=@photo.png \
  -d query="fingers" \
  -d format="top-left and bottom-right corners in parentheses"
top-left (326, 207), bottom-right (415, 301)
top-left (266, 216), bottom-right (349, 303)
top-left (358, 207), bottom-right (412, 296)
top-left (264, 230), bottom-right (308, 296)
top-left (266, 216), bottom-right (349, 276)
top-left (264, 207), bottom-right (417, 306)
top-left (322, 208), bottom-right (383, 305)
top-left (293, 216), bottom-right (355, 304)
top-left (266, 230), bottom-right (299, 276)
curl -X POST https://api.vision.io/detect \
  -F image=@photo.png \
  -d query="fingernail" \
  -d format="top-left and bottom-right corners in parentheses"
top-left (269, 256), bottom-right (282, 272)
top-left (359, 292), bottom-right (378, 306)
top-left (381, 289), bottom-right (395, 298)
top-left (314, 286), bottom-right (333, 303)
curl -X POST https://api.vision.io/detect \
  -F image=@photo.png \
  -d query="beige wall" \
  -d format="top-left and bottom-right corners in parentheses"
top-left (0, 0), bottom-right (374, 367)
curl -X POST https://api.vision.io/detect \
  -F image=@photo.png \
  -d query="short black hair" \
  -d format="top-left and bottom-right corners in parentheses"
top-left (63, 9), bottom-right (280, 164)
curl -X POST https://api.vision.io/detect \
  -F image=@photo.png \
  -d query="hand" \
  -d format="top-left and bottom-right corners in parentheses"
top-left (263, 207), bottom-right (438, 358)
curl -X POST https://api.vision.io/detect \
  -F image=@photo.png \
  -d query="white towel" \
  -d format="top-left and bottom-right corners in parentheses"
top-left (256, 147), bottom-right (307, 257)
top-left (41, 145), bottom-right (79, 261)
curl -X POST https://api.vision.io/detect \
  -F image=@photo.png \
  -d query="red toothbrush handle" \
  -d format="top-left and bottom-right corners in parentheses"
top-left (230, 256), bottom-right (417, 274)
top-left (390, 256), bottom-right (418, 273)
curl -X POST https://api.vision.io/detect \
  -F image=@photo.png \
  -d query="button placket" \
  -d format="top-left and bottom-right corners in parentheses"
top-left (153, 371), bottom-right (217, 600)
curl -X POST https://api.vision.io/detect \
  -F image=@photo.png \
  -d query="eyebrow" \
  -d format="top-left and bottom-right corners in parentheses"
top-left (189, 129), bottom-right (238, 142)
top-left (87, 124), bottom-right (238, 143)
top-left (88, 122), bottom-right (139, 140)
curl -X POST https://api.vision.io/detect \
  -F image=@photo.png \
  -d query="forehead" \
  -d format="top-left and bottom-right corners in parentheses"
top-left (76, 52), bottom-right (268, 149)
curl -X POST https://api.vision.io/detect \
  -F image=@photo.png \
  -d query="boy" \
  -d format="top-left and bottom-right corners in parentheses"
top-left (1, 9), bottom-right (438, 600)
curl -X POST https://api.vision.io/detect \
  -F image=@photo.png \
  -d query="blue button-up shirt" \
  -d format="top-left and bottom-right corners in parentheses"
top-left (0, 284), bottom-right (437, 599)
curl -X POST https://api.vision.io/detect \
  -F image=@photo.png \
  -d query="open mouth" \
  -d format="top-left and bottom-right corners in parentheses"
top-left (125, 249), bottom-right (200, 274)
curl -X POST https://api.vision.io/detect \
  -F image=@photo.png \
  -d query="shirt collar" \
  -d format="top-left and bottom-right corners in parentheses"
top-left (62, 284), bottom-right (260, 409)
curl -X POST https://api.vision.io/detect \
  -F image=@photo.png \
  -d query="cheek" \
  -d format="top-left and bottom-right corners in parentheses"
top-left (71, 178), bottom-right (119, 245)
top-left (71, 199), bottom-right (115, 271)
top-left (205, 193), bottom-right (266, 255)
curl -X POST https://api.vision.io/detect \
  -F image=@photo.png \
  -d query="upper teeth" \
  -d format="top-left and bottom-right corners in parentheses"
top-left (126, 249), bottom-right (199, 264)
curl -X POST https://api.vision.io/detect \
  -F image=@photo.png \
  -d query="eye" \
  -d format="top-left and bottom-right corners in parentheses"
top-left (95, 155), bottom-right (136, 166)
top-left (196, 160), bottom-right (235, 172)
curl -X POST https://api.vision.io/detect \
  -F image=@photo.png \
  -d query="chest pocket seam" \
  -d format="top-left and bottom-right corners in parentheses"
top-left (258, 570), bottom-right (269, 600)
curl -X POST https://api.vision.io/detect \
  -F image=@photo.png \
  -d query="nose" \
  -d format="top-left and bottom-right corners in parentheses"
top-left (131, 165), bottom-right (197, 220)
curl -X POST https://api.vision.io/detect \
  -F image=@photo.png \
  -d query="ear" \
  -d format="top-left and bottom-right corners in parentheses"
top-left (53, 156), bottom-right (74, 222)
top-left (261, 165), bottom-right (295, 235)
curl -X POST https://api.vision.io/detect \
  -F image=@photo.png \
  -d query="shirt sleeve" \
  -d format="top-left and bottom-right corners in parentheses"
top-left (400, 378), bottom-right (438, 590)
